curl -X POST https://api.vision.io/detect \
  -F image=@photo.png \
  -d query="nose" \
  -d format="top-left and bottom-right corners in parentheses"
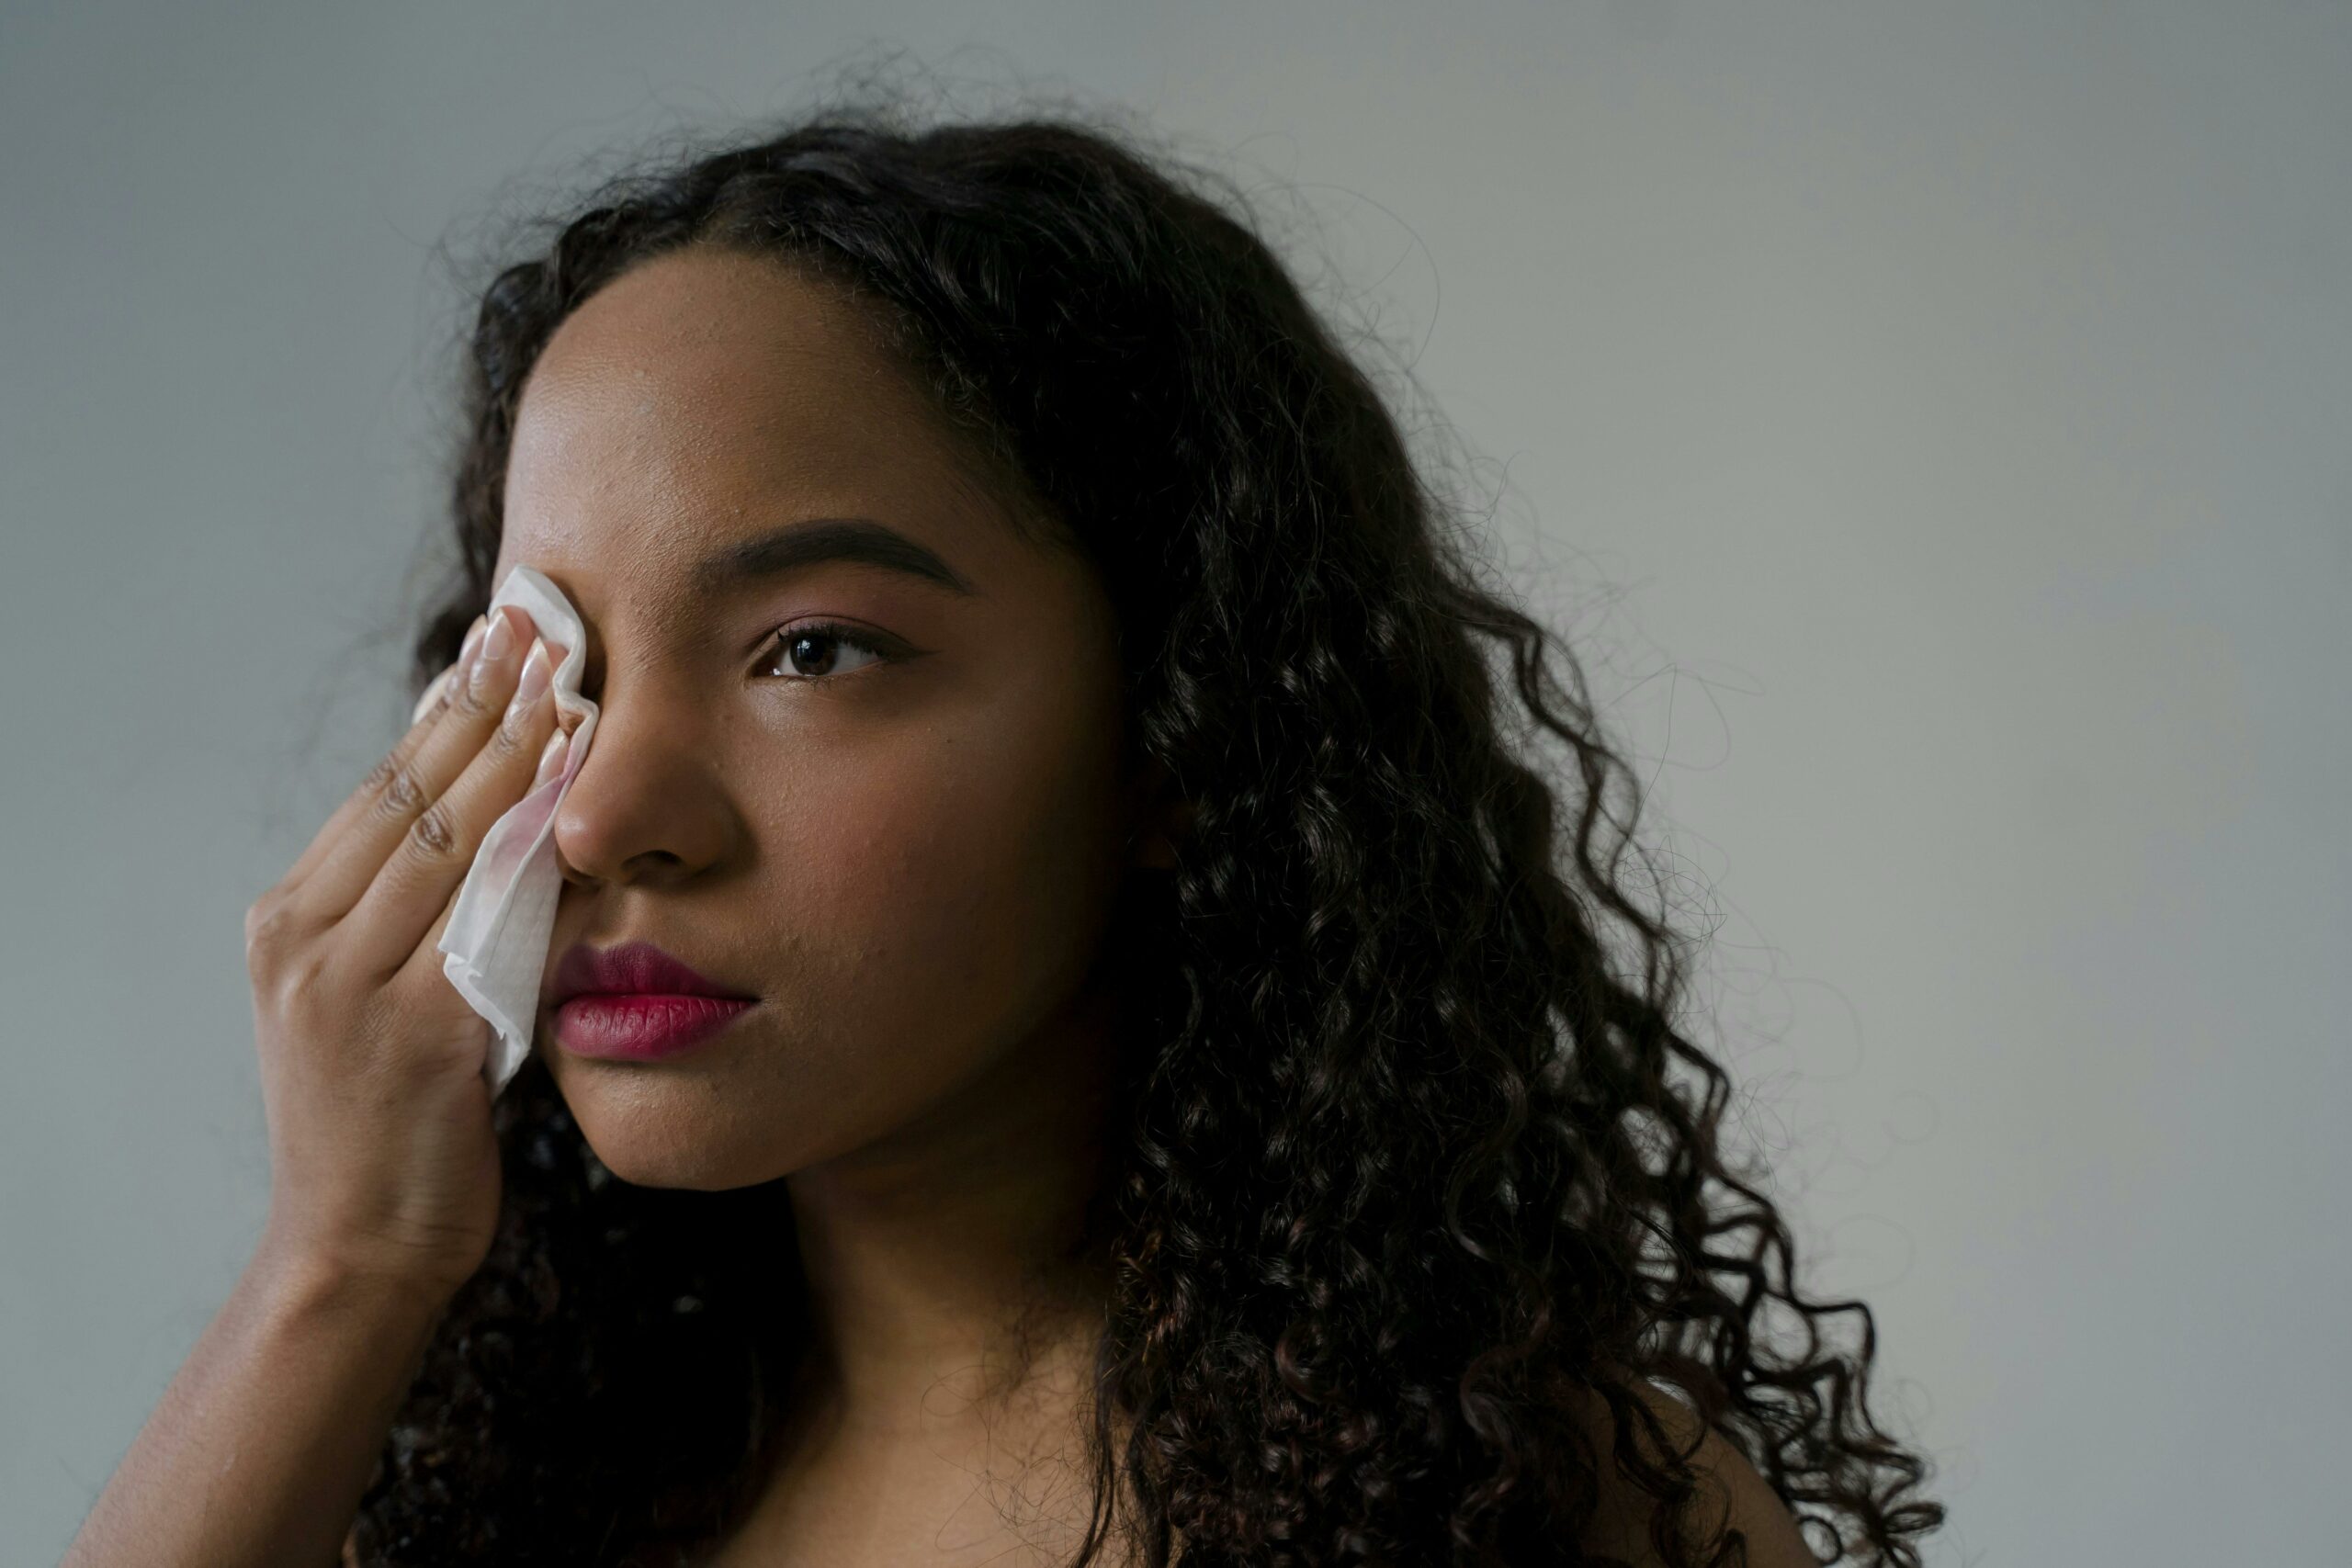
top-left (550, 680), bottom-right (739, 888)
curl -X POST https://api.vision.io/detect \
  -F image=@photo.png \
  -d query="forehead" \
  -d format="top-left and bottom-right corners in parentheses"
top-left (496, 246), bottom-right (1007, 602)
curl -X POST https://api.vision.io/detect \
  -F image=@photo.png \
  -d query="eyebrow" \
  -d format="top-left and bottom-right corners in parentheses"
top-left (689, 517), bottom-right (979, 599)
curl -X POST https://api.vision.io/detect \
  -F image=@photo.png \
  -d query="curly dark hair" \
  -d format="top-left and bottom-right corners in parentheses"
top-left (353, 93), bottom-right (1946, 1568)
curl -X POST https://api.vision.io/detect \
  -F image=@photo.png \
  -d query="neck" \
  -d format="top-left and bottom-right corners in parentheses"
top-left (781, 984), bottom-right (1120, 1443)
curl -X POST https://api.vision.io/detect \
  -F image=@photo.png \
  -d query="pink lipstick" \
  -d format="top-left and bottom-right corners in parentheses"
top-left (548, 940), bottom-right (757, 1061)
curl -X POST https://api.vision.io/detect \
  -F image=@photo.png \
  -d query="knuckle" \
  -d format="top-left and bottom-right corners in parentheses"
top-left (409, 801), bottom-right (458, 859)
top-left (379, 761), bottom-right (426, 816)
top-left (277, 946), bottom-right (336, 1007)
top-left (243, 894), bottom-right (301, 963)
top-left (254, 935), bottom-right (334, 1018)
top-left (360, 751), bottom-right (401, 797)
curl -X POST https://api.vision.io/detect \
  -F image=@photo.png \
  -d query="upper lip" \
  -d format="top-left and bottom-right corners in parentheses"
top-left (548, 941), bottom-right (757, 1006)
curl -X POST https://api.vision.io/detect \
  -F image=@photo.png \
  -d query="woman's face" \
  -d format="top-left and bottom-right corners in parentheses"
top-left (501, 245), bottom-right (1150, 1190)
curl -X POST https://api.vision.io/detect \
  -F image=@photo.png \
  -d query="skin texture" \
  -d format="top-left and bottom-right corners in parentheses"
top-left (1572, 1383), bottom-right (1823, 1568)
top-left (500, 247), bottom-right (1175, 1560)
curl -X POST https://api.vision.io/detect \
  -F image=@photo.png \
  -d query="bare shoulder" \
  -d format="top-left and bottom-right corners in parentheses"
top-left (1569, 1377), bottom-right (1818, 1568)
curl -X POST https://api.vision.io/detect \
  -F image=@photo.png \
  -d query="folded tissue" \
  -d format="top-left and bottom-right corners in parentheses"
top-left (406, 565), bottom-right (599, 1094)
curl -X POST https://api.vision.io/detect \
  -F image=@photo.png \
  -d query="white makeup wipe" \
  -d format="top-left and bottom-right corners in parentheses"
top-left (407, 565), bottom-right (600, 1095)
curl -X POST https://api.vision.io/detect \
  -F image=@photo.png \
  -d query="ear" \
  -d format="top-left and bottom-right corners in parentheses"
top-left (1124, 755), bottom-right (1194, 871)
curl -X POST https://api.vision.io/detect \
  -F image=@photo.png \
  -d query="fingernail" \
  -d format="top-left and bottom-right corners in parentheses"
top-left (531, 725), bottom-right (571, 787)
top-left (470, 611), bottom-right (515, 696)
top-left (481, 608), bottom-right (516, 663)
top-left (457, 614), bottom-right (489, 673)
top-left (506, 637), bottom-right (552, 716)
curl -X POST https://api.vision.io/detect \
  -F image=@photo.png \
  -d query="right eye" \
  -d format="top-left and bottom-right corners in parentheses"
top-left (754, 620), bottom-right (899, 682)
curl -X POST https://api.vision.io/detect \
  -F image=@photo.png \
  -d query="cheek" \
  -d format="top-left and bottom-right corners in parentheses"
top-left (781, 689), bottom-right (1127, 1077)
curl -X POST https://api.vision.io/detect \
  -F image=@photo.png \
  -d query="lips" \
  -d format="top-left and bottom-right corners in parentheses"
top-left (547, 941), bottom-right (759, 1062)
top-left (554, 993), bottom-right (753, 1060)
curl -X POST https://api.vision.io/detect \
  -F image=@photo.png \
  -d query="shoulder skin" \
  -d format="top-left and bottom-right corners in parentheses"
top-left (1572, 1378), bottom-right (1819, 1568)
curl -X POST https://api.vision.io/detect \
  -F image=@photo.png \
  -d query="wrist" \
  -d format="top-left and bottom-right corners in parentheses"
top-left (249, 1223), bottom-right (467, 1329)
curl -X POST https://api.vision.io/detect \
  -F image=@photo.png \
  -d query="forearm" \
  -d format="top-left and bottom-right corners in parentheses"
top-left (62, 1232), bottom-right (451, 1568)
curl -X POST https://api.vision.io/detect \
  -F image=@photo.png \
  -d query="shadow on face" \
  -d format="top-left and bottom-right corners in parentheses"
top-left (502, 245), bottom-right (1154, 1191)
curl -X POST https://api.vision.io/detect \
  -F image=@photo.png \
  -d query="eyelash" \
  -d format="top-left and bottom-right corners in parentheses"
top-left (756, 619), bottom-right (896, 682)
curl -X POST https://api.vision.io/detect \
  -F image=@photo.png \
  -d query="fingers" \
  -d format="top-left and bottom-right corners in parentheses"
top-left (279, 613), bottom-right (490, 893)
top-left (341, 632), bottom-right (572, 978)
top-left (288, 605), bottom-right (559, 925)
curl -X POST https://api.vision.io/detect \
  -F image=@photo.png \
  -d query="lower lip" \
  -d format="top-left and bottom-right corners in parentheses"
top-left (553, 994), bottom-right (756, 1060)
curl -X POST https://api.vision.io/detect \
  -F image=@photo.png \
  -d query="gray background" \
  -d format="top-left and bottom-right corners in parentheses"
top-left (5, 4), bottom-right (2345, 1562)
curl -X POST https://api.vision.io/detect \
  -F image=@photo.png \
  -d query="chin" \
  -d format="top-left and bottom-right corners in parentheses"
top-left (552, 1065), bottom-right (797, 1191)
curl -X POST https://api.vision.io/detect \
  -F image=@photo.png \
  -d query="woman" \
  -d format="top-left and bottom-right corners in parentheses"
top-left (64, 107), bottom-right (1944, 1567)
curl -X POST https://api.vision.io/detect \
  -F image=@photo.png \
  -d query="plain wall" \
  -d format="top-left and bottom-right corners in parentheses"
top-left (4, 4), bottom-right (2345, 1562)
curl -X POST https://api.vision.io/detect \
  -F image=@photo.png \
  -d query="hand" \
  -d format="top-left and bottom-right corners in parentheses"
top-left (243, 604), bottom-right (571, 1301)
